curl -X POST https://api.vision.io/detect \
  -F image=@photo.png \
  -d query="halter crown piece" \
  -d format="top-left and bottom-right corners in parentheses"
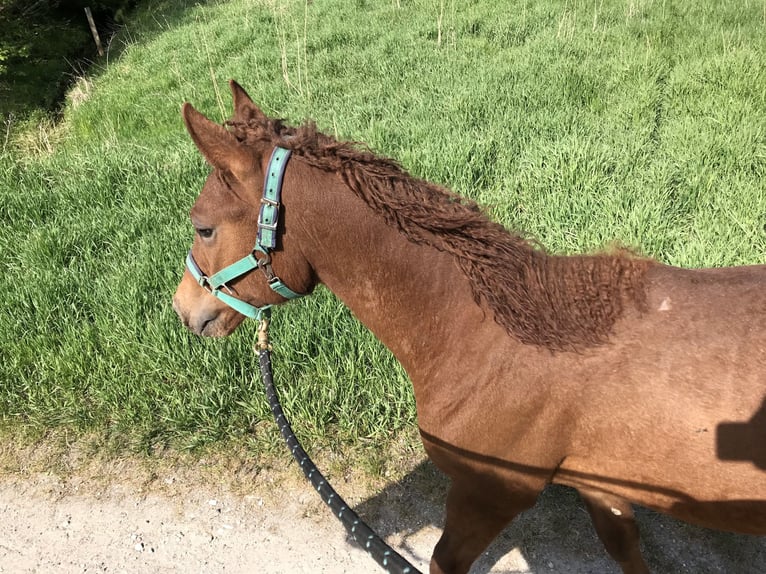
top-left (185, 147), bottom-right (304, 320)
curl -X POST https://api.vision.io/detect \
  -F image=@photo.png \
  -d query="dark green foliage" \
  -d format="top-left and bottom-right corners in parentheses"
top-left (0, 0), bottom-right (138, 116)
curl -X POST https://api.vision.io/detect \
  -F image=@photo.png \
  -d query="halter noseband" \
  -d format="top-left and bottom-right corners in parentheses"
top-left (185, 146), bottom-right (303, 320)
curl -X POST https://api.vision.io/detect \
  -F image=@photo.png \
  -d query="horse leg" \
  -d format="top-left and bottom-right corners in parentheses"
top-left (430, 479), bottom-right (538, 574)
top-left (578, 488), bottom-right (650, 574)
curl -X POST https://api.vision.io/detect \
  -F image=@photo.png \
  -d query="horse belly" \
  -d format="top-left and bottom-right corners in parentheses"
top-left (553, 442), bottom-right (766, 535)
top-left (539, 364), bottom-right (764, 531)
top-left (551, 268), bottom-right (766, 534)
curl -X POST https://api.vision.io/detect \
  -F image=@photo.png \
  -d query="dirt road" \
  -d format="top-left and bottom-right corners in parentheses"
top-left (0, 448), bottom-right (764, 573)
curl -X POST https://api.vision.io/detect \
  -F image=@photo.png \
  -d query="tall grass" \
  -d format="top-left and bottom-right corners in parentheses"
top-left (1, 0), bottom-right (764, 454)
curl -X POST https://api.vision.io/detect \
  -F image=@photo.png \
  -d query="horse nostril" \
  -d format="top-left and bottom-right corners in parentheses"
top-left (199, 317), bottom-right (213, 335)
top-left (173, 295), bottom-right (222, 336)
top-left (191, 309), bottom-right (220, 336)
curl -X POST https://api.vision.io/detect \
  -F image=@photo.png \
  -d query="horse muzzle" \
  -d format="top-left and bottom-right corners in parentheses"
top-left (172, 281), bottom-right (245, 337)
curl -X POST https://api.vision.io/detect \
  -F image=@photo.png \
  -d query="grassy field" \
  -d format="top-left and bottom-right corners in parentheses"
top-left (1, 0), bottom-right (765, 456)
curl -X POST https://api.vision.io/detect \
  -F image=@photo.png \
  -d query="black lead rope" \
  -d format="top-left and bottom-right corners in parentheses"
top-left (256, 333), bottom-right (422, 574)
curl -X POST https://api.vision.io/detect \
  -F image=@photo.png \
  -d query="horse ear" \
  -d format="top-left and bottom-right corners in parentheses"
top-left (182, 103), bottom-right (254, 181)
top-left (229, 79), bottom-right (268, 122)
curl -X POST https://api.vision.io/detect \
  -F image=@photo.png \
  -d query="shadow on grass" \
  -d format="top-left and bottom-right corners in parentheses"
top-left (0, 0), bottom-right (212, 120)
top-left (348, 460), bottom-right (766, 574)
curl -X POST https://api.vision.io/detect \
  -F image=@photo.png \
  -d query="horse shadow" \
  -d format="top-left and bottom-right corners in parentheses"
top-left (716, 398), bottom-right (766, 470)
top-left (347, 459), bottom-right (766, 573)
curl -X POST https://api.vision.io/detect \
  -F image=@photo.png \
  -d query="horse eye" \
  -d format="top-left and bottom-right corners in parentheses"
top-left (196, 228), bottom-right (214, 239)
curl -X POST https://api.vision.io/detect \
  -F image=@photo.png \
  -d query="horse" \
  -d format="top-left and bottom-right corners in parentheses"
top-left (172, 80), bottom-right (766, 574)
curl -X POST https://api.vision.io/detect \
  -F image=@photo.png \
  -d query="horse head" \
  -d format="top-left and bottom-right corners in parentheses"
top-left (172, 81), bottom-right (316, 336)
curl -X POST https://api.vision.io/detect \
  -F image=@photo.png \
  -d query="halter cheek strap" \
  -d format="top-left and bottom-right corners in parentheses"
top-left (185, 147), bottom-right (303, 320)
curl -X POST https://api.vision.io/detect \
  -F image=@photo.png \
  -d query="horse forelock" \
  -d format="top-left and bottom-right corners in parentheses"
top-left (226, 117), bottom-right (651, 351)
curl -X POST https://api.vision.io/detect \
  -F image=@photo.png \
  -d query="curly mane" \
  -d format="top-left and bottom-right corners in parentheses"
top-left (227, 117), bottom-right (651, 351)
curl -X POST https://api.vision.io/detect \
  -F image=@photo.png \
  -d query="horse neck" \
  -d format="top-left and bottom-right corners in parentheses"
top-left (289, 163), bottom-right (477, 373)
top-left (285, 159), bottom-right (651, 357)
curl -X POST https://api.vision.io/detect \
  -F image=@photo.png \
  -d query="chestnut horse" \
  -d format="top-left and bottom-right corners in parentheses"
top-left (173, 81), bottom-right (766, 574)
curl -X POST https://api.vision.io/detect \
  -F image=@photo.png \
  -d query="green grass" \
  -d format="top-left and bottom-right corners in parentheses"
top-left (1, 0), bottom-right (765, 455)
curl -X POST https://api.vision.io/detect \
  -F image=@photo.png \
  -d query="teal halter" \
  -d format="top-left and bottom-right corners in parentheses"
top-left (185, 146), bottom-right (304, 320)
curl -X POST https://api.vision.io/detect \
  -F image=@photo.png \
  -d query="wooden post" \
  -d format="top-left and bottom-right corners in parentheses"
top-left (84, 7), bottom-right (104, 57)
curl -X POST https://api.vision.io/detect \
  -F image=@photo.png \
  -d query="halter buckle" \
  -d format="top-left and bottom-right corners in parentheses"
top-left (258, 220), bottom-right (278, 231)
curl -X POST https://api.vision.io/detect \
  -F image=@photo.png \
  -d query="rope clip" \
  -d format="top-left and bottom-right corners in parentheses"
top-left (255, 317), bottom-right (272, 352)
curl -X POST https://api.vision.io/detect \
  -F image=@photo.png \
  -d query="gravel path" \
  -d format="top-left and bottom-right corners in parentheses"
top-left (0, 472), bottom-right (425, 573)
top-left (0, 453), bottom-right (764, 573)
